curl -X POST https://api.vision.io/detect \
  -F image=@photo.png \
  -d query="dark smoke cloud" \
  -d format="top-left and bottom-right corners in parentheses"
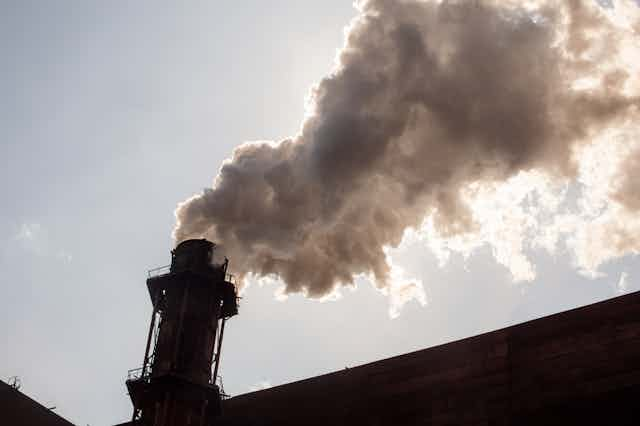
top-left (175, 0), bottom-right (639, 300)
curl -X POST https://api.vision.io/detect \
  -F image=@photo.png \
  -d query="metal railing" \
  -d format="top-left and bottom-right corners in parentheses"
top-left (126, 367), bottom-right (146, 381)
top-left (215, 375), bottom-right (231, 400)
top-left (148, 265), bottom-right (237, 284)
top-left (148, 265), bottom-right (171, 278)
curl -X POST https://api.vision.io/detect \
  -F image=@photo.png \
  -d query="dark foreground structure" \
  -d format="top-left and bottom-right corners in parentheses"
top-left (217, 291), bottom-right (640, 426)
top-left (8, 243), bottom-right (640, 425)
top-left (0, 379), bottom-right (74, 426)
top-left (125, 239), bottom-right (238, 426)
top-left (114, 240), bottom-right (640, 425)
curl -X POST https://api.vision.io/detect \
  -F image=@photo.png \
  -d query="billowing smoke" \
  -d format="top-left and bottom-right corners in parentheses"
top-left (174, 0), bottom-right (640, 315)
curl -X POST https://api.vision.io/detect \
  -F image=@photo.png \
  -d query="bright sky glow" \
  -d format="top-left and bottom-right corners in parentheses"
top-left (1, 2), bottom-right (639, 425)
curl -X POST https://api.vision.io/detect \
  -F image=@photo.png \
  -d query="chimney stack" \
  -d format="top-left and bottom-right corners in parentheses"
top-left (126, 239), bottom-right (238, 425)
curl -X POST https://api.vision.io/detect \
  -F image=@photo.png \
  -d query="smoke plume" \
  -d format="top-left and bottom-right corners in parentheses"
top-left (174, 0), bottom-right (640, 314)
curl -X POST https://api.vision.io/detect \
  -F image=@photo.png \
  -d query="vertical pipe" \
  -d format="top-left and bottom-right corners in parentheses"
top-left (132, 307), bottom-right (157, 421)
top-left (209, 318), bottom-right (221, 381)
top-left (141, 308), bottom-right (157, 377)
top-left (206, 316), bottom-right (218, 381)
top-left (212, 318), bottom-right (226, 384)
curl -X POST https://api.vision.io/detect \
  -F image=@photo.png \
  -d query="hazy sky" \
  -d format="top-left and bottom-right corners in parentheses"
top-left (1, 2), bottom-right (638, 425)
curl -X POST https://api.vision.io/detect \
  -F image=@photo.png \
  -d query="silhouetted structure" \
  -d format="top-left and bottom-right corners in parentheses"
top-left (125, 239), bottom-right (238, 426)
top-left (217, 291), bottom-right (640, 426)
top-left (115, 241), bottom-right (640, 426)
top-left (0, 379), bottom-right (74, 426)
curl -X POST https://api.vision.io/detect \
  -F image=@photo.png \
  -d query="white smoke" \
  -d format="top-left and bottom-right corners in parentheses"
top-left (174, 0), bottom-right (640, 315)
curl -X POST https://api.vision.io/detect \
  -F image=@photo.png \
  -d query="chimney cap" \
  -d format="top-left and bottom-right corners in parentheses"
top-left (171, 239), bottom-right (217, 273)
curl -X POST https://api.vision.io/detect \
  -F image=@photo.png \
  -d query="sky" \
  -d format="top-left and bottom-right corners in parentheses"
top-left (1, 1), bottom-right (638, 425)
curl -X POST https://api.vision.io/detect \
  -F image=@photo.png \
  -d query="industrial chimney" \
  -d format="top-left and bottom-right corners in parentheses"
top-left (125, 239), bottom-right (238, 425)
